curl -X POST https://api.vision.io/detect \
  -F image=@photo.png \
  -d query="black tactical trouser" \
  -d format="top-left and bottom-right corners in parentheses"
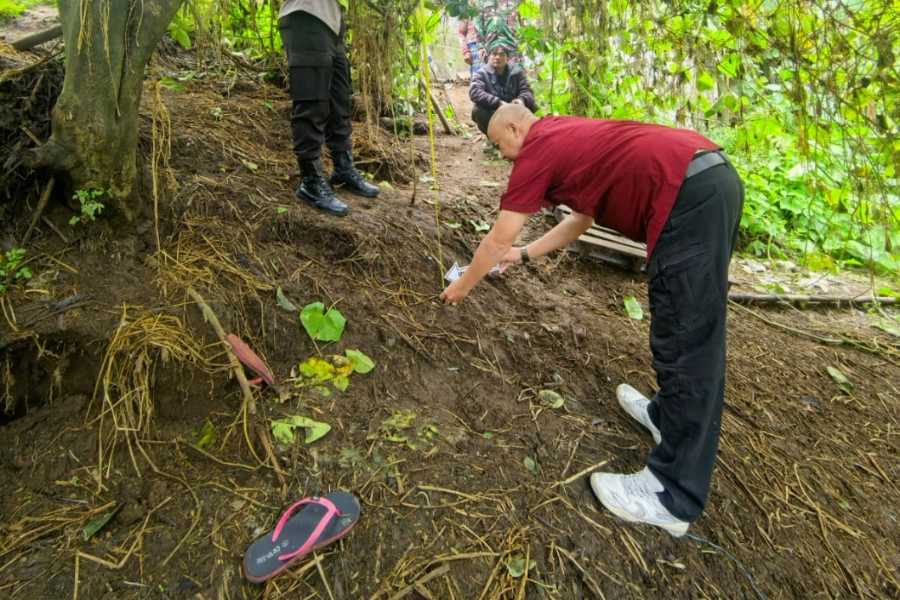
top-left (644, 158), bottom-right (744, 522)
top-left (279, 12), bottom-right (352, 161)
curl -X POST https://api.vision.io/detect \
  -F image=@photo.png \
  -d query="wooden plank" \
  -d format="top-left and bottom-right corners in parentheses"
top-left (577, 236), bottom-right (647, 258)
top-left (580, 228), bottom-right (646, 251)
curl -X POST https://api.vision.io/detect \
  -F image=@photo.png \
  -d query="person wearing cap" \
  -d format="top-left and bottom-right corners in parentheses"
top-left (458, 0), bottom-right (522, 76)
top-left (440, 103), bottom-right (744, 537)
top-left (278, 0), bottom-right (380, 217)
top-left (469, 42), bottom-right (537, 135)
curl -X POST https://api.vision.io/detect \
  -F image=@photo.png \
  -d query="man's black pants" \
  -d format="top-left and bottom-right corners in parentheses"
top-left (645, 159), bottom-right (743, 522)
top-left (279, 12), bottom-right (352, 161)
top-left (472, 105), bottom-right (496, 135)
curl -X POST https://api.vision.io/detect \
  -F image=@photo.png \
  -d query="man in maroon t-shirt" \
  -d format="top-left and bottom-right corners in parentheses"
top-left (441, 104), bottom-right (744, 537)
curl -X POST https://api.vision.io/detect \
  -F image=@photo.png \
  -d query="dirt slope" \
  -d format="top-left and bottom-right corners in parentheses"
top-left (0, 55), bottom-right (898, 599)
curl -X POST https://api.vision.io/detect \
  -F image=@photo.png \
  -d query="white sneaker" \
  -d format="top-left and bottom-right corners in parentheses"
top-left (590, 468), bottom-right (689, 537)
top-left (616, 384), bottom-right (662, 445)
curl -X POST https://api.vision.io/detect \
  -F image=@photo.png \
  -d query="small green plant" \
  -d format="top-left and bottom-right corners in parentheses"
top-left (0, 248), bottom-right (32, 294)
top-left (290, 349), bottom-right (375, 396)
top-left (300, 302), bottom-right (346, 342)
top-left (69, 188), bottom-right (106, 225)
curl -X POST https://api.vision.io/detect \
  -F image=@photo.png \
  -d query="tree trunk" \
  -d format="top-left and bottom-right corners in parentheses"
top-left (29, 0), bottom-right (183, 212)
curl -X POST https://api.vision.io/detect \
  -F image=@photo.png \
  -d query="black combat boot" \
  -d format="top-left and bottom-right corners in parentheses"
top-left (329, 150), bottom-right (380, 198)
top-left (297, 158), bottom-right (349, 216)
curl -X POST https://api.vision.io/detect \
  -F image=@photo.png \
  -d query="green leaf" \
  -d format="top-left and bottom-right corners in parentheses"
top-left (298, 356), bottom-right (334, 380)
top-left (623, 296), bottom-right (644, 320)
top-left (538, 389), bottom-right (565, 409)
top-left (83, 508), bottom-right (119, 541)
top-left (517, 0), bottom-right (540, 19)
top-left (345, 349), bottom-right (375, 374)
top-left (275, 207), bottom-right (288, 215)
top-left (383, 410), bottom-right (416, 431)
top-left (333, 375), bottom-right (350, 392)
top-left (696, 71), bottom-right (716, 91)
top-left (523, 456), bottom-right (538, 474)
top-left (300, 302), bottom-right (346, 342)
top-left (874, 320), bottom-right (900, 338)
top-left (271, 416), bottom-right (331, 445)
top-left (826, 366), bottom-right (853, 392)
top-left (444, 221), bottom-right (462, 229)
top-left (171, 28), bottom-right (191, 49)
top-left (242, 160), bottom-right (259, 172)
top-left (195, 420), bottom-right (217, 450)
top-left (506, 556), bottom-right (536, 578)
top-left (470, 220), bottom-right (490, 233)
top-left (276, 287), bottom-right (298, 312)
top-left (159, 77), bottom-right (185, 92)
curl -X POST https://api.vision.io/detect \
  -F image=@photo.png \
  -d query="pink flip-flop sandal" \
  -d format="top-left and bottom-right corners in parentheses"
top-left (243, 491), bottom-right (361, 583)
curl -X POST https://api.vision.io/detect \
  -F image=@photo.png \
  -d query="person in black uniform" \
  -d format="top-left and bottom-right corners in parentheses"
top-left (279, 1), bottom-right (379, 217)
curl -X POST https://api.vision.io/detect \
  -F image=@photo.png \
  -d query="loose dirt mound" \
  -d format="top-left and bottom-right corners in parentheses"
top-left (1, 50), bottom-right (898, 599)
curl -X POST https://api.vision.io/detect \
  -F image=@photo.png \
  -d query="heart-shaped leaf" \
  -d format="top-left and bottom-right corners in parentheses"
top-left (523, 456), bottom-right (538, 474)
top-left (300, 302), bottom-right (346, 342)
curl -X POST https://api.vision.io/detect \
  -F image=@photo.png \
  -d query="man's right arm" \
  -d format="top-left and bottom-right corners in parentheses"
top-left (469, 72), bottom-right (501, 108)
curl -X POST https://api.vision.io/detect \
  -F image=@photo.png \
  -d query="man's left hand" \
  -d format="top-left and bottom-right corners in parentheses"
top-left (440, 280), bottom-right (470, 305)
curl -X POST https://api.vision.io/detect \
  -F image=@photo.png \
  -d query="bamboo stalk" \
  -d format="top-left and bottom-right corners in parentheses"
top-left (728, 292), bottom-right (896, 306)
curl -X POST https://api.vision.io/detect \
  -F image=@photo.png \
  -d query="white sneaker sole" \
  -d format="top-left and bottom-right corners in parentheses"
top-left (590, 475), bottom-right (689, 538)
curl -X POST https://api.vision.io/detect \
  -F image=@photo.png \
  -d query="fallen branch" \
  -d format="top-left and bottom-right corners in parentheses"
top-left (729, 300), bottom-right (899, 363)
top-left (728, 292), bottom-right (896, 307)
top-left (11, 25), bottom-right (63, 51)
top-left (21, 177), bottom-right (55, 246)
top-left (185, 286), bottom-right (287, 488)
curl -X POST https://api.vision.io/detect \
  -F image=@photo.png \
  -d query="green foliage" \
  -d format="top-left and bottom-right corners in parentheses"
top-left (293, 350), bottom-right (375, 395)
top-left (167, 0), bottom-right (284, 62)
top-left (514, 0), bottom-right (898, 276)
top-left (0, 0), bottom-right (42, 22)
top-left (623, 296), bottom-right (643, 320)
top-left (0, 248), bottom-right (31, 294)
top-left (271, 415), bottom-right (331, 445)
top-left (537, 389), bottom-right (565, 409)
top-left (82, 508), bottom-right (118, 541)
top-left (69, 188), bottom-right (106, 226)
top-left (300, 302), bottom-right (346, 342)
top-left (345, 349), bottom-right (375, 374)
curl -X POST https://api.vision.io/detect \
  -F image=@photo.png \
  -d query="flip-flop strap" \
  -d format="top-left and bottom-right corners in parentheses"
top-left (271, 497), bottom-right (341, 562)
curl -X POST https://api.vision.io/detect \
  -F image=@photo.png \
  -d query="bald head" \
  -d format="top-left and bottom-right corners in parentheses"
top-left (487, 103), bottom-right (538, 161)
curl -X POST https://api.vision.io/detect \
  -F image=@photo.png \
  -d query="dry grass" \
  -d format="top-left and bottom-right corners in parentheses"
top-left (89, 306), bottom-right (214, 484)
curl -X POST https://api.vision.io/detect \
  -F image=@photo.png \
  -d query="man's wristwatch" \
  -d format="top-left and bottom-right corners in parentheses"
top-left (520, 246), bottom-right (531, 264)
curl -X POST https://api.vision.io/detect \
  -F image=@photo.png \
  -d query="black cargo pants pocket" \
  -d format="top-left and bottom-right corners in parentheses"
top-left (285, 51), bottom-right (332, 101)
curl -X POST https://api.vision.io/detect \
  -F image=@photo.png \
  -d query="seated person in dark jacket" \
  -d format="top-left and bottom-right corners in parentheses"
top-left (469, 43), bottom-right (537, 134)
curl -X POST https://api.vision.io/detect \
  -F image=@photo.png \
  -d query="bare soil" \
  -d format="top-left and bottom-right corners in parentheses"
top-left (1, 44), bottom-right (898, 600)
